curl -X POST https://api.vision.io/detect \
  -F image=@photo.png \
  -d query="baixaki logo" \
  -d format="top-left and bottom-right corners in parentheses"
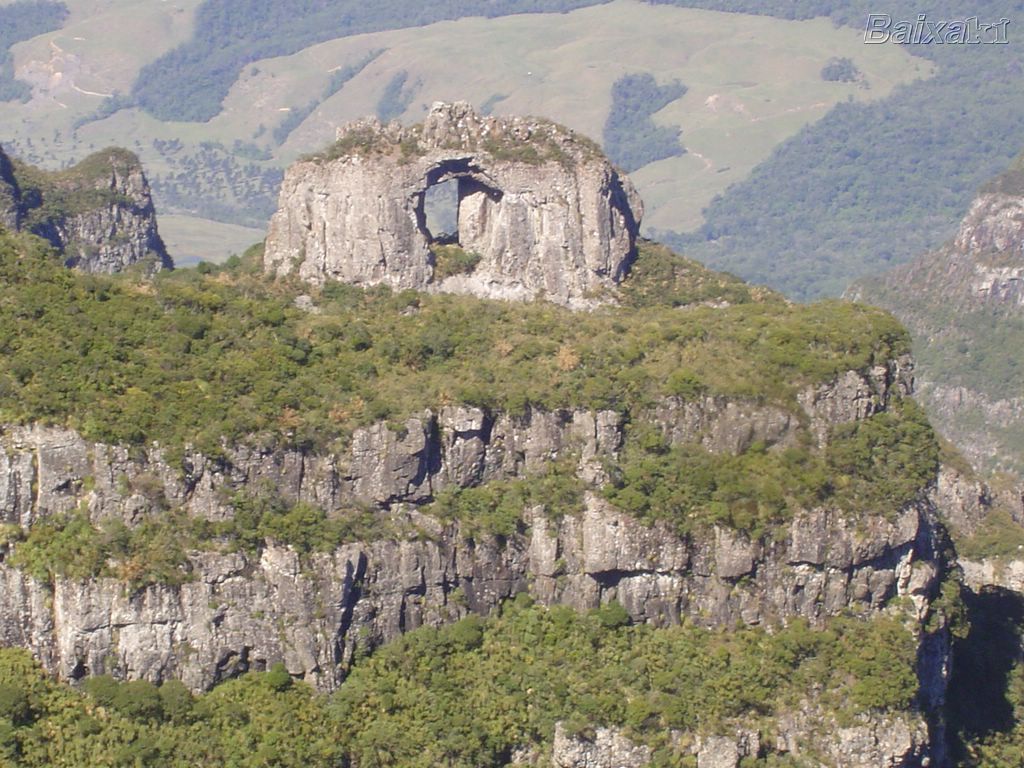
top-left (864, 14), bottom-right (1010, 44)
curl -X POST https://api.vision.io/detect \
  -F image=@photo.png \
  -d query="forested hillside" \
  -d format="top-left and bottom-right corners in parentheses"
top-left (849, 152), bottom-right (1024, 476)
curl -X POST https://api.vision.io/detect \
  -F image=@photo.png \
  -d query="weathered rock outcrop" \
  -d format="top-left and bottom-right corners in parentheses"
top-left (0, 358), bottom-right (913, 526)
top-left (1, 146), bottom-right (172, 274)
top-left (547, 724), bottom-right (652, 768)
top-left (0, 486), bottom-right (943, 692)
top-left (264, 102), bottom-right (641, 308)
top-left (544, 711), bottom-right (928, 768)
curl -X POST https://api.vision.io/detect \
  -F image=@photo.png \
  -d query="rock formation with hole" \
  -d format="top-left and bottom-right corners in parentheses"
top-left (263, 102), bottom-right (642, 307)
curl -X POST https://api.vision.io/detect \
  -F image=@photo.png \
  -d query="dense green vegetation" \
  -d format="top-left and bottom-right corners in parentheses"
top-left (6, 485), bottom-right (393, 590)
top-left (658, 0), bottom-right (1024, 298)
top-left (605, 400), bottom-right (938, 537)
top-left (852, 150), bottom-right (1024, 476)
top-left (0, 648), bottom-right (339, 767)
top-left (0, 230), bottom-right (909, 464)
top-left (603, 73), bottom-right (687, 172)
top-left (0, 600), bottom-right (920, 767)
top-left (429, 461), bottom-right (583, 538)
top-left (0, 1), bottom-right (68, 102)
top-left (983, 151), bottom-right (1024, 197)
top-left (959, 510), bottom-right (1024, 562)
top-left (619, 240), bottom-right (759, 308)
top-left (337, 599), bottom-right (920, 766)
top-left (914, 309), bottom-right (1024, 405)
top-left (820, 57), bottom-right (860, 83)
top-left (6, 509), bottom-right (192, 590)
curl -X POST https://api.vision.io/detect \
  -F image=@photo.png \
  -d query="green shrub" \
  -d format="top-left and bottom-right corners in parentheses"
top-left (826, 399), bottom-right (939, 515)
top-left (603, 401), bottom-right (936, 536)
top-left (158, 679), bottom-right (194, 724)
top-left (113, 680), bottom-right (163, 722)
top-left (430, 244), bottom-right (482, 281)
top-left (958, 509), bottom-right (1024, 561)
top-left (264, 663), bottom-right (293, 692)
top-left (0, 685), bottom-right (30, 726)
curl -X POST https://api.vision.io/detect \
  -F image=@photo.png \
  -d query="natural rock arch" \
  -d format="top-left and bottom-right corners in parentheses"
top-left (413, 158), bottom-right (505, 249)
top-left (263, 102), bottom-right (643, 308)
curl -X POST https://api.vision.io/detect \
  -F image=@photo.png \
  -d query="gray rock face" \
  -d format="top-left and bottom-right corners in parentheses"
top-left (545, 713), bottom-right (927, 768)
top-left (550, 723), bottom-right (652, 768)
top-left (0, 363), bottom-right (949, 697)
top-left (3, 147), bottom-right (171, 273)
top-left (773, 708), bottom-right (929, 768)
top-left (0, 497), bottom-right (940, 693)
top-left (954, 192), bottom-right (1024, 292)
top-left (0, 363), bottom-right (911, 527)
top-left (264, 102), bottom-right (642, 308)
top-left (43, 150), bottom-right (172, 273)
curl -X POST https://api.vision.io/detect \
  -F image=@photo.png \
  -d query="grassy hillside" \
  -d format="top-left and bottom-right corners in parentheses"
top-left (663, 0), bottom-right (1024, 299)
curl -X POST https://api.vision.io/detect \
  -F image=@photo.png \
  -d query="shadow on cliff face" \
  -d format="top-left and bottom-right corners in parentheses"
top-left (947, 586), bottom-right (1024, 759)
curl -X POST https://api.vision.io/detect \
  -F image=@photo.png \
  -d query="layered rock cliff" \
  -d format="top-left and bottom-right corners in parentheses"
top-left (849, 155), bottom-right (1024, 477)
top-left (0, 109), bottom-right (967, 764)
top-left (263, 102), bottom-right (641, 308)
top-left (0, 358), bottom-right (948, 696)
top-left (0, 145), bottom-right (172, 274)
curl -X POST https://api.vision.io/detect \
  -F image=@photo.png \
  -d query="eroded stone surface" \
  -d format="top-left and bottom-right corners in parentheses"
top-left (0, 146), bottom-right (171, 273)
top-left (264, 102), bottom-right (642, 308)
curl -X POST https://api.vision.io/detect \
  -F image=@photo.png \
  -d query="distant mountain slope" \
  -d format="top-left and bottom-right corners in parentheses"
top-left (130, 0), bottom-right (603, 123)
top-left (1, 1), bottom-right (919, 263)
top-left (849, 153), bottom-right (1024, 476)
top-left (0, 0), bottom-right (67, 101)
top-left (663, 0), bottom-right (1024, 299)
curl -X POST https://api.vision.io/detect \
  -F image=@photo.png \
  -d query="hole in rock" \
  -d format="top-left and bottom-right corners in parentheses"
top-left (423, 177), bottom-right (460, 245)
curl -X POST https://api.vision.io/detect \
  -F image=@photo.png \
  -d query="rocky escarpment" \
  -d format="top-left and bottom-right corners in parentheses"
top-left (0, 145), bottom-right (172, 274)
top-left (263, 102), bottom-right (641, 308)
top-left (849, 154), bottom-right (1024, 476)
top-left (930, 461), bottom-right (1024, 592)
top-left (0, 360), bottom-right (948, 704)
top-left (544, 712), bottom-right (929, 768)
